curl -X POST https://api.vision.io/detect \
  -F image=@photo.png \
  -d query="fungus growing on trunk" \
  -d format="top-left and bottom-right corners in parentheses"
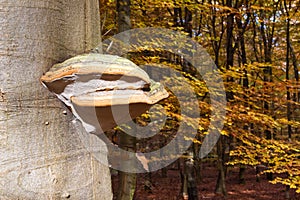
top-left (40, 54), bottom-right (168, 133)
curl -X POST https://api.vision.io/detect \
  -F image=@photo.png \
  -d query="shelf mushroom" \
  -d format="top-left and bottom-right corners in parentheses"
top-left (40, 53), bottom-right (169, 134)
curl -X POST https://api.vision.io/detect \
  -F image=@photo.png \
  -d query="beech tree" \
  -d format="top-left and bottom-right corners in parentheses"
top-left (0, 1), bottom-right (112, 199)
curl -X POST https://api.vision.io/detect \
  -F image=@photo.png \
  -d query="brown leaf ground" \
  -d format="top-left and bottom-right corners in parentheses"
top-left (112, 162), bottom-right (300, 200)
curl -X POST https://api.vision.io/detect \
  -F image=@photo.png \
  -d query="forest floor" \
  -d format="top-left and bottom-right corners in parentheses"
top-left (111, 161), bottom-right (300, 200)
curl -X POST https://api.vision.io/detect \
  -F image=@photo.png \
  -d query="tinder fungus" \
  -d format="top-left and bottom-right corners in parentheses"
top-left (40, 54), bottom-right (168, 133)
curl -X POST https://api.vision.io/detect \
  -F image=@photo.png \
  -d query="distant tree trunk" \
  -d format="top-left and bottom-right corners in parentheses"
top-left (259, 0), bottom-right (279, 181)
top-left (251, 14), bottom-right (260, 63)
top-left (181, 151), bottom-right (198, 200)
top-left (193, 141), bottom-right (202, 183)
top-left (184, 7), bottom-right (193, 37)
top-left (0, 0), bottom-right (112, 199)
top-left (215, 0), bottom-right (235, 196)
top-left (289, 42), bottom-right (299, 135)
top-left (117, 0), bottom-right (131, 34)
top-left (117, 133), bottom-right (137, 200)
top-left (236, 5), bottom-right (250, 184)
top-left (173, 6), bottom-right (183, 27)
top-left (116, 1), bottom-right (137, 200)
top-left (263, 62), bottom-right (273, 182)
top-left (215, 135), bottom-right (227, 195)
top-left (208, 0), bottom-right (225, 68)
top-left (284, 1), bottom-right (292, 198)
top-left (289, 43), bottom-right (299, 102)
top-left (284, 0), bottom-right (292, 140)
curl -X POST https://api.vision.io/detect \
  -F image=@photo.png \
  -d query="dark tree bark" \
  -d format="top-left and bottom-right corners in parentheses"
top-left (117, 0), bottom-right (131, 33)
top-left (259, 0), bottom-right (279, 181)
top-left (289, 43), bottom-right (299, 103)
top-left (117, 132), bottom-right (137, 200)
top-left (173, 6), bottom-right (183, 27)
top-left (284, 0), bottom-right (292, 140)
top-left (208, 0), bottom-right (225, 68)
top-left (215, 135), bottom-right (227, 196)
top-left (215, 0), bottom-right (235, 196)
top-left (184, 7), bottom-right (193, 37)
top-left (236, 11), bottom-right (249, 185)
top-left (283, 0), bottom-right (292, 198)
top-left (116, 1), bottom-right (137, 200)
top-left (181, 151), bottom-right (199, 200)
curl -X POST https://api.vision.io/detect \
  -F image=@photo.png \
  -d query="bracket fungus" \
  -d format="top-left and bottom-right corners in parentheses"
top-left (40, 54), bottom-right (169, 133)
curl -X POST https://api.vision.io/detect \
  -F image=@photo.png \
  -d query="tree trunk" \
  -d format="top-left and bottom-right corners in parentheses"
top-left (237, 11), bottom-right (249, 184)
top-left (0, 1), bottom-right (112, 199)
top-left (259, 0), bottom-right (279, 181)
top-left (289, 43), bottom-right (299, 102)
top-left (215, 136), bottom-right (227, 196)
top-left (117, 132), bottom-right (137, 200)
top-left (117, 0), bottom-right (132, 33)
top-left (115, 1), bottom-right (137, 200)
top-left (284, 0), bottom-right (292, 140)
top-left (182, 152), bottom-right (198, 200)
top-left (184, 7), bottom-right (193, 37)
top-left (284, 1), bottom-right (292, 197)
top-left (215, 0), bottom-right (235, 195)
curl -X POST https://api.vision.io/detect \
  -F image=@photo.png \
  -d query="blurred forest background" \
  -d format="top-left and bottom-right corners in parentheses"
top-left (99, 0), bottom-right (300, 199)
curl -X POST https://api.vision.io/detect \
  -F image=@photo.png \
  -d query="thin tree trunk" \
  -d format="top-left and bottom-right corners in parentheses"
top-left (215, 0), bottom-right (235, 195)
top-left (236, 7), bottom-right (249, 184)
top-left (259, 0), bottom-right (279, 181)
top-left (284, 0), bottom-right (292, 140)
top-left (116, 1), bottom-right (137, 200)
top-left (181, 151), bottom-right (198, 200)
top-left (0, 0), bottom-right (112, 199)
top-left (184, 7), bottom-right (193, 37)
top-left (209, 0), bottom-right (225, 68)
top-left (289, 43), bottom-right (299, 83)
top-left (193, 141), bottom-right (202, 183)
top-left (215, 136), bottom-right (227, 195)
top-left (117, 0), bottom-right (131, 33)
top-left (289, 42), bottom-right (300, 103)
top-left (117, 133), bottom-right (137, 200)
top-left (284, 1), bottom-right (292, 197)
top-left (184, 152), bottom-right (199, 200)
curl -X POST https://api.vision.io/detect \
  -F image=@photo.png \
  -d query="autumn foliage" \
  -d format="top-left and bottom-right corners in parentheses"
top-left (100, 0), bottom-right (300, 195)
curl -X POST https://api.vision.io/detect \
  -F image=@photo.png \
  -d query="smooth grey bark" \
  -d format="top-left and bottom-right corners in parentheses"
top-left (0, 0), bottom-right (112, 199)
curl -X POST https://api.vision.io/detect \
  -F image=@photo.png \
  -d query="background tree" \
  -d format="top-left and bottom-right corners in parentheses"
top-left (100, 0), bottom-right (300, 198)
top-left (115, 1), bottom-right (139, 200)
